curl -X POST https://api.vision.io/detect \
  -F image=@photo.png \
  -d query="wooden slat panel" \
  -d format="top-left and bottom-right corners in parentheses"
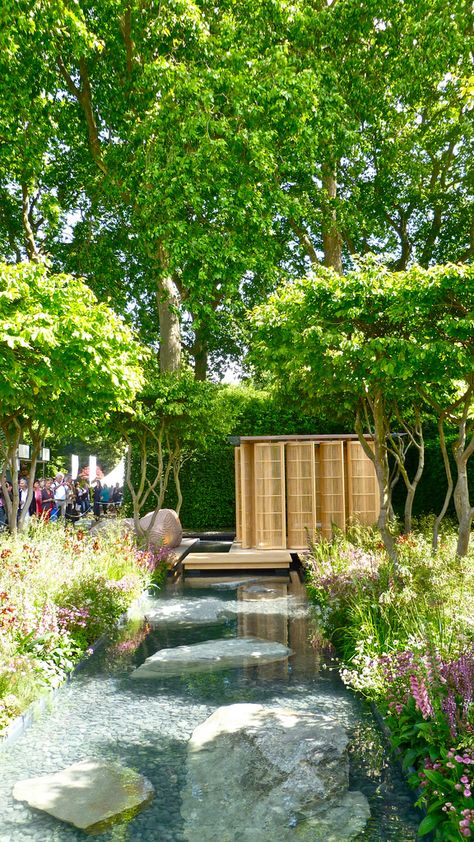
top-left (240, 442), bottom-right (255, 548)
top-left (286, 442), bottom-right (317, 548)
top-left (319, 441), bottom-right (345, 538)
top-left (234, 447), bottom-right (242, 542)
top-left (346, 441), bottom-right (380, 524)
top-left (254, 443), bottom-right (286, 549)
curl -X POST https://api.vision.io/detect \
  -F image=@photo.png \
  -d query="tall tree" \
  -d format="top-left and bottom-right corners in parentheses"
top-left (0, 261), bottom-right (143, 533)
top-left (0, 0), bottom-right (472, 379)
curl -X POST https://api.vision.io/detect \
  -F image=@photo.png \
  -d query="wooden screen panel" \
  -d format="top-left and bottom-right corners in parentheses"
top-left (254, 443), bottom-right (286, 549)
top-left (319, 441), bottom-right (345, 538)
top-left (240, 442), bottom-right (255, 548)
top-left (346, 441), bottom-right (380, 525)
top-left (234, 447), bottom-right (242, 542)
top-left (286, 442), bottom-right (317, 548)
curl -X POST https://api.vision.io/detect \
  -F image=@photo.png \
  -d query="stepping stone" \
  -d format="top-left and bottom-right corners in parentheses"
top-left (12, 760), bottom-right (154, 831)
top-left (131, 637), bottom-right (292, 679)
top-left (221, 597), bottom-right (309, 619)
top-left (142, 596), bottom-right (229, 627)
top-left (210, 578), bottom-right (262, 590)
top-left (181, 704), bottom-right (370, 842)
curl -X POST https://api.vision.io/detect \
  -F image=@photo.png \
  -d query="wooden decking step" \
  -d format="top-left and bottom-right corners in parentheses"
top-left (183, 551), bottom-right (291, 571)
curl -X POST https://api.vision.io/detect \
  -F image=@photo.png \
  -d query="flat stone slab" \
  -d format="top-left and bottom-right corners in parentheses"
top-left (181, 704), bottom-right (370, 842)
top-left (221, 597), bottom-right (309, 619)
top-left (142, 596), bottom-right (229, 627)
top-left (131, 637), bottom-right (292, 679)
top-left (12, 760), bottom-right (154, 831)
top-left (210, 578), bottom-right (262, 590)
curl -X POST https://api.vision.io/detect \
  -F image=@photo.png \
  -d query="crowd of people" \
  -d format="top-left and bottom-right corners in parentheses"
top-left (0, 474), bottom-right (123, 526)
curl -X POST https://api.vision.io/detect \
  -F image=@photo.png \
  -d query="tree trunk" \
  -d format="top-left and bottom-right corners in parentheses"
top-left (432, 416), bottom-right (453, 551)
top-left (355, 398), bottom-right (398, 565)
top-left (193, 330), bottom-right (208, 381)
top-left (17, 434), bottom-right (42, 532)
top-left (173, 460), bottom-right (183, 517)
top-left (403, 426), bottom-right (424, 534)
top-left (156, 273), bottom-right (182, 374)
top-left (322, 163), bottom-right (343, 274)
top-left (454, 458), bottom-right (474, 557)
top-left (452, 408), bottom-right (474, 556)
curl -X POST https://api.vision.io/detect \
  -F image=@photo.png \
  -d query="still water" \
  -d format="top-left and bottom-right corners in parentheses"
top-left (0, 575), bottom-right (422, 841)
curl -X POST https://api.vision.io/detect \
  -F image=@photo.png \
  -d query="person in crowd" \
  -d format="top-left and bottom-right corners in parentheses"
top-left (112, 483), bottom-right (123, 506)
top-left (18, 477), bottom-right (30, 523)
top-left (29, 479), bottom-right (43, 517)
top-left (92, 480), bottom-right (102, 519)
top-left (53, 473), bottom-right (67, 520)
top-left (78, 481), bottom-right (91, 513)
top-left (41, 478), bottom-right (54, 520)
top-left (0, 483), bottom-right (7, 526)
top-left (100, 483), bottom-right (111, 515)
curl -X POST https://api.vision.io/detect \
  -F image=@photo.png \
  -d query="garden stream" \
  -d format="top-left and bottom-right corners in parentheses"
top-left (0, 574), bottom-right (422, 841)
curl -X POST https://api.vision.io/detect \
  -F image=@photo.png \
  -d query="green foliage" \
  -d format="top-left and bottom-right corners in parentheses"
top-left (1, 0), bottom-right (472, 376)
top-left (0, 261), bottom-right (143, 430)
top-left (0, 260), bottom-right (144, 530)
top-left (0, 521), bottom-right (153, 733)
top-left (304, 523), bottom-right (474, 840)
top-left (166, 445), bottom-right (236, 530)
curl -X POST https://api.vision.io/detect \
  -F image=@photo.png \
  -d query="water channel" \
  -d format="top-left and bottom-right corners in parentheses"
top-left (0, 574), bottom-right (422, 841)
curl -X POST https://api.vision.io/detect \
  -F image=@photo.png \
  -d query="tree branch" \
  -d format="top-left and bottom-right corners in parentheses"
top-left (57, 55), bottom-right (108, 176)
top-left (21, 183), bottom-right (41, 262)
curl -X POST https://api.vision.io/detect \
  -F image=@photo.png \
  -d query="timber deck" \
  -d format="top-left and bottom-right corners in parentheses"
top-left (182, 549), bottom-right (292, 574)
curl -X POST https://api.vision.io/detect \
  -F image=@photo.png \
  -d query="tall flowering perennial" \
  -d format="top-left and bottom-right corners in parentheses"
top-left (410, 673), bottom-right (435, 720)
top-left (441, 656), bottom-right (474, 737)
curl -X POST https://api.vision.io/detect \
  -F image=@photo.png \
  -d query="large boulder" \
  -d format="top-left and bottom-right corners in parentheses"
top-left (181, 704), bottom-right (370, 842)
top-left (12, 760), bottom-right (154, 832)
top-left (139, 508), bottom-right (183, 548)
top-left (131, 637), bottom-right (292, 679)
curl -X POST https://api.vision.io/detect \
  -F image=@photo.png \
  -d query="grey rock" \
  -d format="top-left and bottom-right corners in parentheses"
top-left (131, 637), bottom-right (292, 679)
top-left (12, 760), bottom-right (154, 831)
top-left (142, 596), bottom-right (229, 627)
top-left (210, 578), bottom-right (262, 590)
top-left (181, 704), bottom-right (370, 842)
top-left (220, 596), bottom-right (309, 619)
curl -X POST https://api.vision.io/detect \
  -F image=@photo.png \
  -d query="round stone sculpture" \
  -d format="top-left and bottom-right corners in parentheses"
top-left (139, 508), bottom-right (183, 548)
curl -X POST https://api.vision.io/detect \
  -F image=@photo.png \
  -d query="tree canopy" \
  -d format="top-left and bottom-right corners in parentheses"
top-left (0, 0), bottom-right (471, 378)
top-left (250, 260), bottom-right (474, 556)
top-left (0, 260), bottom-right (143, 530)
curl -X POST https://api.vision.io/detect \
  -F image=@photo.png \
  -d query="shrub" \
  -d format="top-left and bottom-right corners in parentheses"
top-left (0, 521), bottom-right (156, 734)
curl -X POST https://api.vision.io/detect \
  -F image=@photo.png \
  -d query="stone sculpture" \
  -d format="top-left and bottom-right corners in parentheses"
top-left (138, 508), bottom-right (183, 548)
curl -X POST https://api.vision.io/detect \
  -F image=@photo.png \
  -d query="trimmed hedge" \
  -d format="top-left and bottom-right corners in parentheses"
top-left (129, 385), bottom-right (473, 532)
top-left (165, 388), bottom-right (345, 530)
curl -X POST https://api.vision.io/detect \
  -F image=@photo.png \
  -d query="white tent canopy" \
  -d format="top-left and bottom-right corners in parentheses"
top-left (101, 459), bottom-right (125, 487)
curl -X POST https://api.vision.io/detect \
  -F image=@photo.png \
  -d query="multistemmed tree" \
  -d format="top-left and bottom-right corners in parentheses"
top-left (0, 261), bottom-right (143, 533)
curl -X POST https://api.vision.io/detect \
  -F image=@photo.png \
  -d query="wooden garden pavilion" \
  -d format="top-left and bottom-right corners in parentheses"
top-left (234, 434), bottom-right (380, 550)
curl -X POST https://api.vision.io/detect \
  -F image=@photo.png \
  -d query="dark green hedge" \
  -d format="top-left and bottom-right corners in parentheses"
top-left (128, 384), bottom-right (472, 532)
top-left (165, 446), bottom-right (236, 530)
top-left (164, 389), bottom-right (344, 530)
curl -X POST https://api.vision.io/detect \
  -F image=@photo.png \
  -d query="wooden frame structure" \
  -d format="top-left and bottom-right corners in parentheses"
top-left (234, 435), bottom-right (379, 549)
